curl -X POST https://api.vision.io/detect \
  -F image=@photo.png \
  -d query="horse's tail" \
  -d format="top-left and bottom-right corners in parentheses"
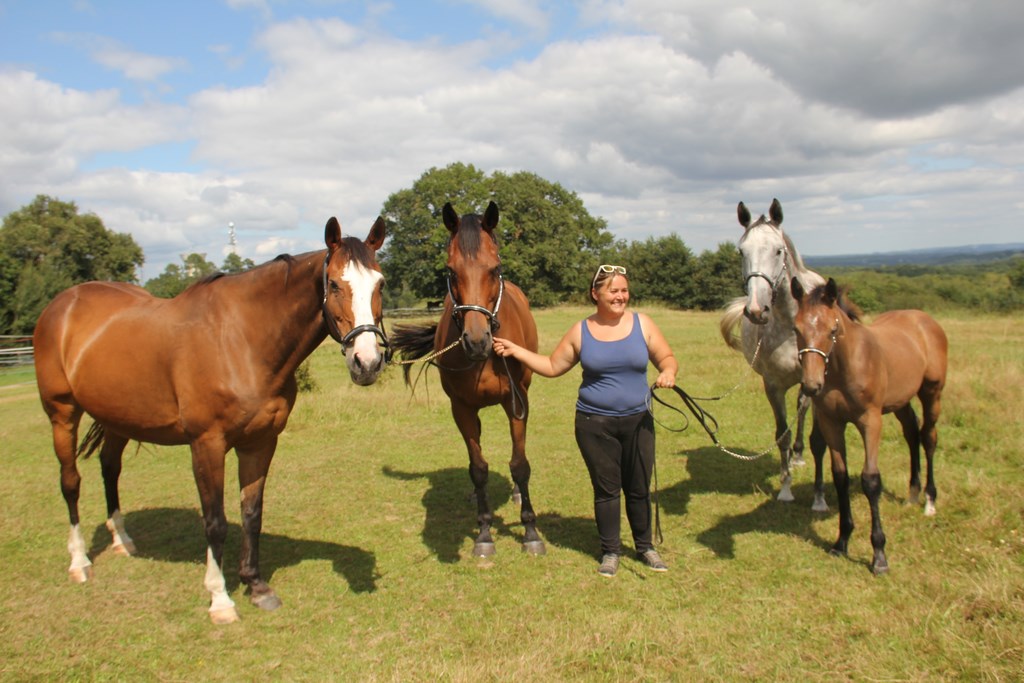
top-left (719, 297), bottom-right (746, 352)
top-left (77, 421), bottom-right (105, 460)
top-left (391, 322), bottom-right (440, 385)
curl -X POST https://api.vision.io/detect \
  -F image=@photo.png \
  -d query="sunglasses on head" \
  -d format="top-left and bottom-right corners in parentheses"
top-left (592, 264), bottom-right (627, 289)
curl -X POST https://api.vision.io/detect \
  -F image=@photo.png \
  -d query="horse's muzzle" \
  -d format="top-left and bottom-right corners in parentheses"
top-left (461, 331), bottom-right (493, 362)
top-left (800, 379), bottom-right (823, 397)
top-left (743, 305), bottom-right (770, 325)
top-left (346, 347), bottom-right (385, 386)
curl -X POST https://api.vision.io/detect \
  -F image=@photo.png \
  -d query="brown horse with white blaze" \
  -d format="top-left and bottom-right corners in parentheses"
top-left (391, 201), bottom-right (545, 558)
top-left (33, 216), bottom-right (388, 623)
top-left (791, 277), bottom-right (948, 575)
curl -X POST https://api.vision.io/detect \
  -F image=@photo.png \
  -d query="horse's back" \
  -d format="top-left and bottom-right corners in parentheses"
top-left (34, 282), bottom-right (157, 386)
top-left (34, 281), bottom-right (190, 436)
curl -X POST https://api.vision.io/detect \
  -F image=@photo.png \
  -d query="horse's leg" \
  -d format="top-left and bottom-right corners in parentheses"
top-left (451, 401), bottom-right (494, 557)
top-left (859, 413), bottom-right (888, 575)
top-left (503, 396), bottom-right (545, 556)
top-left (235, 438), bottom-right (282, 612)
top-left (98, 433), bottom-right (136, 556)
top-left (763, 379), bottom-right (794, 502)
top-left (893, 404), bottom-right (922, 507)
top-left (809, 417), bottom-right (829, 512)
top-left (818, 417), bottom-right (853, 557)
top-left (918, 382), bottom-right (943, 517)
top-left (48, 403), bottom-right (91, 582)
top-left (790, 392), bottom-right (811, 467)
top-left (190, 436), bottom-right (238, 624)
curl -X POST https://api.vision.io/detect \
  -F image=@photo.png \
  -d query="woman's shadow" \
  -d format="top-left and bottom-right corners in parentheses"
top-left (88, 507), bottom-right (379, 593)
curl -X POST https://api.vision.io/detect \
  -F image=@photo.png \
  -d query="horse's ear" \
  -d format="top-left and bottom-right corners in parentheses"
top-left (737, 202), bottom-right (751, 228)
top-left (824, 277), bottom-right (838, 306)
top-left (324, 217), bottom-right (342, 250)
top-left (365, 216), bottom-right (386, 252)
top-left (483, 201), bottom-right (499, 234)
top-left (791, 277), bottom-right (805, 301)
top-left (442, 202), bottom-right (459, 234)
top-left (769, 198), bottom-right (783, 226)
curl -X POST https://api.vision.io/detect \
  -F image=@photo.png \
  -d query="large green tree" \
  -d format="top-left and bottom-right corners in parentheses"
top-left (692, 243), bottom-right (743, 310)
top-left (0, 195), bottom-right (144, 334)
top-left (380, 163), bottom-right (615, 306)
top-left (606, 234), bottom-right (699, 305)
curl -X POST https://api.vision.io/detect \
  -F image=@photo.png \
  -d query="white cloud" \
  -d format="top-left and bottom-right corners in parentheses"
top-left (2, 3), bottom-right (1023, 279)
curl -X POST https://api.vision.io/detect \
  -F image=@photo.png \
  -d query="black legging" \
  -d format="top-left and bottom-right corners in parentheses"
top-left (574, 410), bottom-right (655, 556)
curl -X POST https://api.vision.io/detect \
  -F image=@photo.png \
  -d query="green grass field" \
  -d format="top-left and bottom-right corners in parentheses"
top-left (1, 308), bottom-right (1021, 681)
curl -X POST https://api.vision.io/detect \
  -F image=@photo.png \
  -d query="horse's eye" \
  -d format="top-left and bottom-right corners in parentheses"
top-left (330, 280), bottom-right (341, 294)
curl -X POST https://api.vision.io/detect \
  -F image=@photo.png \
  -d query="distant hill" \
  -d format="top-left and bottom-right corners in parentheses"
top-left (805, 243), bottom-right (1024, 268)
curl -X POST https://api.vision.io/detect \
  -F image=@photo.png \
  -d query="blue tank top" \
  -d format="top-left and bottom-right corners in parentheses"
top-left (576, 313), bottom-right (650, 416)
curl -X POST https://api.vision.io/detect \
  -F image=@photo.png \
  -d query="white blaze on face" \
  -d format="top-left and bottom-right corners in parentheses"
top-left (343, 260), bottom-right (384, 362)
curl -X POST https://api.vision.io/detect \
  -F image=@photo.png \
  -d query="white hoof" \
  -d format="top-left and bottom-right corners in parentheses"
top-left (209, 606), bottom-right (241, 625)
top-left (111, 541), bottom-right (136, 556)
top-left (924, 499), bottom-right (937, 517)
top-left (777, 489), bottom-right (795, 503)
top-left (68, 565), bottom-right (93, 583)
top-left (812, 498), bottom-right (829, 513)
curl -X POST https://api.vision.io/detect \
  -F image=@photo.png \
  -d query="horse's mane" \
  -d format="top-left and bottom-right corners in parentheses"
top-left (781, 230), bottom-right (813, 276)
top-left (340, 235), bottom-right (378, 270)
top-left (806, 281), bottom-right (864, 323)
top-left (449, 214), bottom-right (499, 259)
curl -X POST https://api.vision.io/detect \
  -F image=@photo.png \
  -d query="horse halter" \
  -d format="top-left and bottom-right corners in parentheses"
top-left (797, 317), bottom-right (840, 367)
top-left (743, 245), bottom-right (789, 304)
top-left (447, 268), bottom-right (504, 332)
top-left (320, 251), bottom-right (392, 362)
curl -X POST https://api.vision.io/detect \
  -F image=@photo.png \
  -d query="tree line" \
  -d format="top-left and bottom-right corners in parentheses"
top-left (3, 168), bottom-right (1022, 336)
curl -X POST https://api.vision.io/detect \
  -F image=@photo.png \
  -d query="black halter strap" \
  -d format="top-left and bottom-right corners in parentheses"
top-left (447, 271), bottom-right (504, 332)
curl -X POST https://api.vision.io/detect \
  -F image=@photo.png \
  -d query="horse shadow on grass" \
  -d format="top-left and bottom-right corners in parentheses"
top-left (88, 507), bottom-right (379, 593)
top-left (383, 465), bottom-right (522, 563)
top-left (382, 465), bottom-right (642, 563)
top-left (659, 445), bottom-right (841, 562)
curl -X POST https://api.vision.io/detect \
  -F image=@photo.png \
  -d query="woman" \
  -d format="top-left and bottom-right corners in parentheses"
top-left (493, 264), bottom-right (678, 577)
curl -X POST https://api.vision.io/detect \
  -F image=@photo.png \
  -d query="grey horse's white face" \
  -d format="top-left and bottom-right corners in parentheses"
top-left (738, 221), bottom-right (789, 325)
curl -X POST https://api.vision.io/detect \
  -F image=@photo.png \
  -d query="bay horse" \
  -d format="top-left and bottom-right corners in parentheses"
top-left (33, 216), bottom-right (388, 623)
top-left (791, 277), bottom-right (948, 574)
top-left (719, 199), bottom-right (828, 510)
top-left (390, 201), bottom-right (545, 558)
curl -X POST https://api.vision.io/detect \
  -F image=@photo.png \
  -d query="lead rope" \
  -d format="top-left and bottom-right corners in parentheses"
top-left (647, 384), bottom-right (797, 462)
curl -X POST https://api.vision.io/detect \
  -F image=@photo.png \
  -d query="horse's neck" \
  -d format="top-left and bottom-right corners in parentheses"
top-left (249, 251), bottom-right (328, 373)
top-left (829, 310), bottom-right (866, 374)
top-left (778, 243), bottom-right (824, 324)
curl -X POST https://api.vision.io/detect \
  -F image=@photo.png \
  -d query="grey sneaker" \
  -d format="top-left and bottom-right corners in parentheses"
top-left (638, 549), bottom-right (668, 572)
top-left (597, 553), bottom-right (620, 577)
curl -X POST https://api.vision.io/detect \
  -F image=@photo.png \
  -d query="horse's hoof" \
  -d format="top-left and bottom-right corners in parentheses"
top-left (521, 540), bottom-right (546, 556)
top-left (112, 541), bottom-right (136, 556)
top-left (791, 455), bottom-right (807, 467)
top-left (251, 592), bottom-right (282, 612)
top-left (924, 499), bottom-right (937, 517)
top-left (811, 498), bottom-right (829, 513)
top-left (209, 607), bottom-right (241, 625)
top-left (872, 562), bottom-right (890, 576)
top-left (777, 489), bottom-right (795, 503)
top-left (68, 565), bottom-right (93, 583)
top-left (473, 542), bottom-right (496, 557)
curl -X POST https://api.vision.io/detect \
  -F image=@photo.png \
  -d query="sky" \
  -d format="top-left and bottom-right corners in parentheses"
top-left (2, 0), bottom-right (1023, 281)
